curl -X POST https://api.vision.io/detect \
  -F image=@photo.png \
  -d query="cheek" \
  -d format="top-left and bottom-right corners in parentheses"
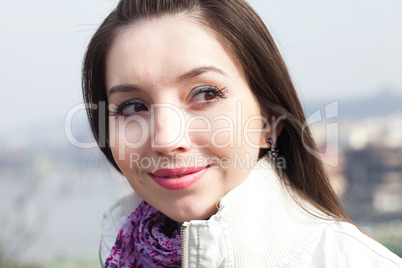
top-left (242, 116), bottom-right (264, 148)
top-left (239, 95), bottom-right (265, 149)
top-left (210, 118), bottom-right (235, 148)
top-left (209, 111), bottom-right (263, 151)
top-left (185, 114), bottom-right (213, 148)
top-left (186, 112), bottom-right (237, 150)
top-left (109, 117), bottom-right (149, 167)
top-left (185, 106), bottom-right (263, 151)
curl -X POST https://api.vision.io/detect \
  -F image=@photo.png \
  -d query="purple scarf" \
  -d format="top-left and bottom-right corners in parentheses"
top-left (104, 201), bottom-right (181, 268)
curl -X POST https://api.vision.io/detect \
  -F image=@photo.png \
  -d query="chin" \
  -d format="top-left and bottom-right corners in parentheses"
top-left (159, 199), bottom-right (219, 223)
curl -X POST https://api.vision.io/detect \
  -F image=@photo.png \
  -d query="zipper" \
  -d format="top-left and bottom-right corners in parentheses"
top-left (180, 222), bottom-right (189, 268)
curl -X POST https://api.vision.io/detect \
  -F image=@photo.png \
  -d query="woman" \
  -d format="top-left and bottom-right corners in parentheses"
top-left (82, 0), bottom-right (401, 267)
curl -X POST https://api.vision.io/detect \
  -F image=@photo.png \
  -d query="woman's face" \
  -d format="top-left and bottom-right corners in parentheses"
top-left (105, 16), bottom-right (269, 222)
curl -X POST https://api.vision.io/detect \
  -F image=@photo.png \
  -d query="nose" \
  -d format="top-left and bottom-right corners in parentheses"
top-left (151, 103), bottom-right (190, 155)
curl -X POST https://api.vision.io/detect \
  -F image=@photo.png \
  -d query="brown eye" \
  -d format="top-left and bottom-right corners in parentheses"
top-left (191, 86), bottom-right (227, 105)
top-left (204, 91), bottom-right (219, 101)
top-left (121, 103), bottom-right (147, 116)
top-left (110, 99), bottom-right (148, 117)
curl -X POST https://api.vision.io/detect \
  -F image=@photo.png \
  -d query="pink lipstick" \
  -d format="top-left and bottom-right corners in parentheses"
top-left (150, 166), bottom-right (210, 190)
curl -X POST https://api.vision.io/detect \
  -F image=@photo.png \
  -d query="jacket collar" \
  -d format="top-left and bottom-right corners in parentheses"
top-left (181, 156), bottom-right (325, 267)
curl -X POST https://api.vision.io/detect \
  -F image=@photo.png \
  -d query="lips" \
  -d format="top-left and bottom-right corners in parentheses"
top-left (150, 166), bottom-right (210, 190)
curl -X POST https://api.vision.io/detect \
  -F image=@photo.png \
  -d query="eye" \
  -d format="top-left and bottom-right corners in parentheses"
top-left (191, 86), bottom-right (228, 106)
top-left (110, 99), bottom-right (148, 117)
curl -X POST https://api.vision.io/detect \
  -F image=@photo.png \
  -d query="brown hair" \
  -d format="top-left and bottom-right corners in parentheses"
top-left (82, 0), bottom-right (350, 221)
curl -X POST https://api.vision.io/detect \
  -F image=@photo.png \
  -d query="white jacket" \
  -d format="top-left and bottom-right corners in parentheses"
top-left (100, 158), bottom-right (402, 267)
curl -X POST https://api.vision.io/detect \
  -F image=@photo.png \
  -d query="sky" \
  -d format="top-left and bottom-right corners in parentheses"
top-left (0, 0), bottom-right (401, 132)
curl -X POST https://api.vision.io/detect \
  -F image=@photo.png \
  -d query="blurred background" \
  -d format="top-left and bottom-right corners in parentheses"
top-left (0, 0), bottom-right (401, 267)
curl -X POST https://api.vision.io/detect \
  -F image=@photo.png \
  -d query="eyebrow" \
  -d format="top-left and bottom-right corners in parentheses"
top-left (108, 66), bottom-right (227, 97)
top-left (108, 84), bottom-right (142, 97)
top-left (177, 66), bottom-right (227, 83)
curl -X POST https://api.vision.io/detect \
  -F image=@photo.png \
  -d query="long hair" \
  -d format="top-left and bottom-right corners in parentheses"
top-left (82, 0), bottom-right (350, 221)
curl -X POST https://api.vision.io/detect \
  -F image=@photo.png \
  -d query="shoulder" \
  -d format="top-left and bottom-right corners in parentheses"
top-left (281, 220), bottom-right (402, 268)
top-left (99, 191), bottom-right (143, 264)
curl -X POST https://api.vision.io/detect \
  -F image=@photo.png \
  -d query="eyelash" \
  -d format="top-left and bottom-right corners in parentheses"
top-left (109, 99), bottom-right (147, 118)
top-left (109, 85), bottom-right (228, 117)
top-left (190, 86), bottom-right (228, 107)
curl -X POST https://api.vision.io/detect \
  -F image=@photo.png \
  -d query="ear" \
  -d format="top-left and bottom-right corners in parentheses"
top-left (259, 120), bottom-right (284, 149)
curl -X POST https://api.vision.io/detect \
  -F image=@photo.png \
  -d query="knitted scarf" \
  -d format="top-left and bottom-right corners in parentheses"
top-left (104, 201), bottom-right (181, 268)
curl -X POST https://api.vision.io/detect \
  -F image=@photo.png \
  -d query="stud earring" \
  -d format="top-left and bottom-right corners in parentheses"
top-left (267, 138), bottom-right (278, 160)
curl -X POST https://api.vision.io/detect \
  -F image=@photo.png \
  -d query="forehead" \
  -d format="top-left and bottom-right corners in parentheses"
top-left (105, 15), bottom-right (245, 89)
